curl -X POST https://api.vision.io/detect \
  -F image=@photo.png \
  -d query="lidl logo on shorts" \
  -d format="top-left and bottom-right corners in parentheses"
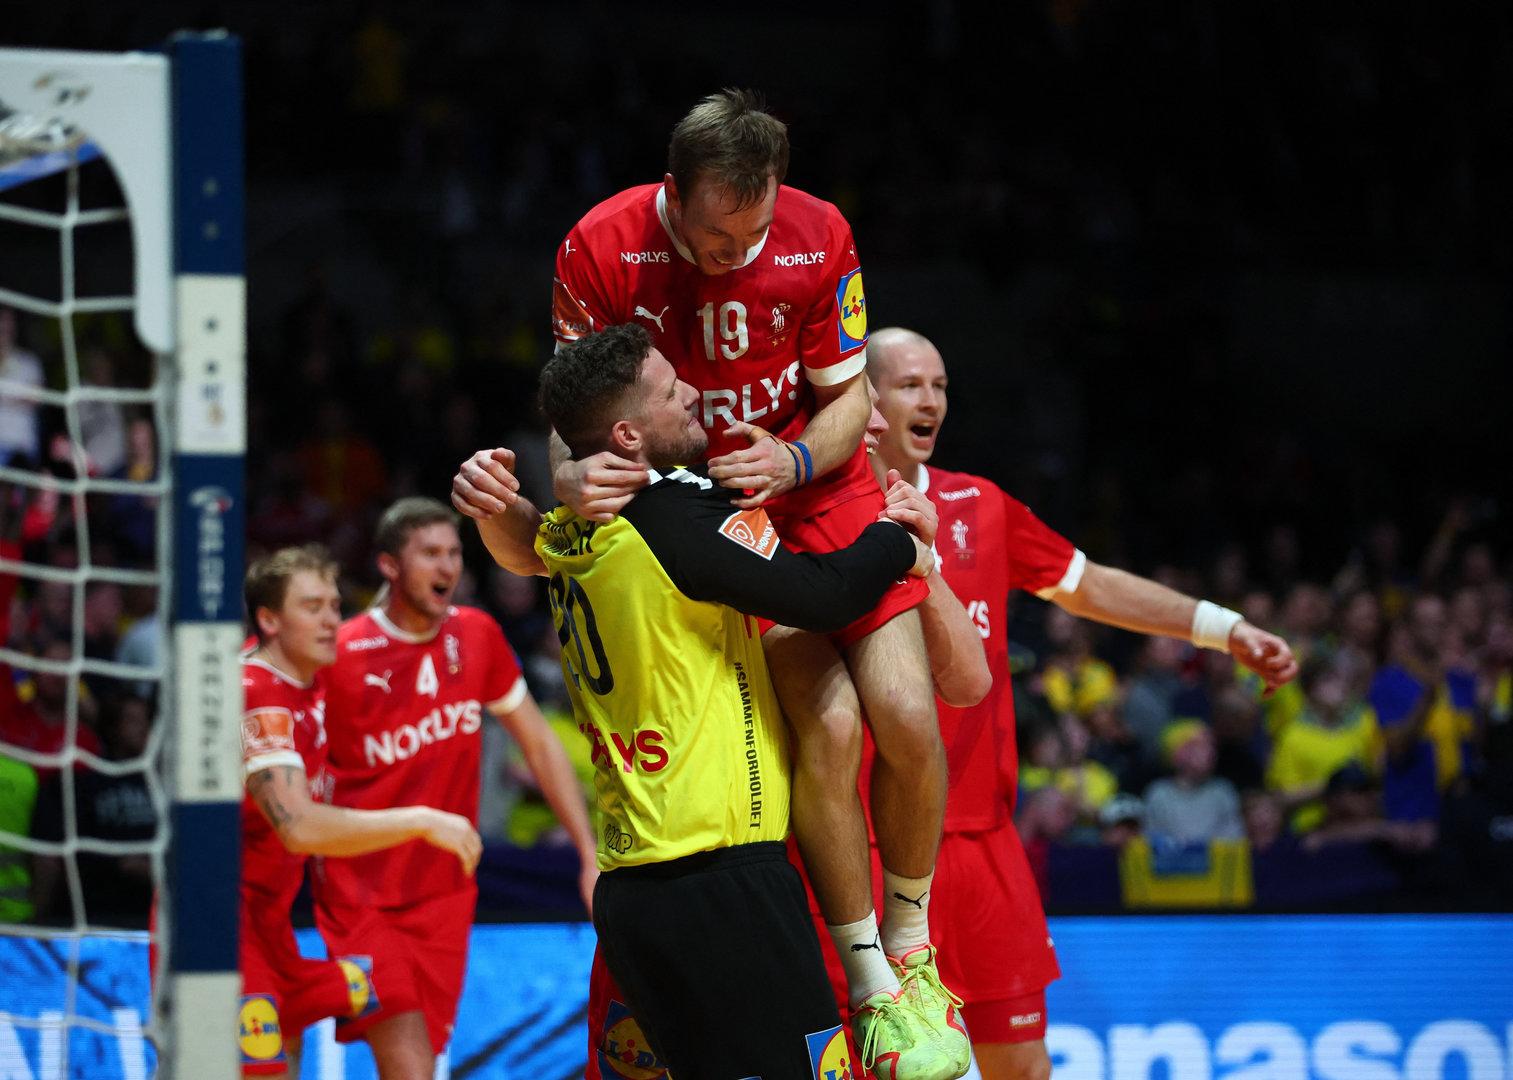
top-left (599, 999), bottom-right (668, 1079)
top-left (338, 955), bottom-right (380, 1019)
top-left (836, 268), bottom-right (866, 351)
top-left (238, 994), bottom-right (285, 1065)
top-left (806, 1024), bottom-right (853, 1080)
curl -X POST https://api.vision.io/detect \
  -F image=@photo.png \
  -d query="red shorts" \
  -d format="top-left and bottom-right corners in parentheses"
top-left (238, 907), bottom-right (377, 1076)
top-left (583, 946), bottom-right (670, 1080)
top-left (767, 485), bottom-right (928, 648)
top-left (796, 825), bottom-right (1059, 1043)
top-left (315, 887), bottom-right (475, 1055)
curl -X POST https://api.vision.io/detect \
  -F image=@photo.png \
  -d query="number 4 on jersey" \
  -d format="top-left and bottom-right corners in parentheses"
top-left (416, 654), bottom-right (439, 697)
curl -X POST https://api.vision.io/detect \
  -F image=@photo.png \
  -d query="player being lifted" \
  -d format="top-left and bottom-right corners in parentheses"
top-left (551, 89), bottom-right (970, 1077)
top-left (856, 328), bottom-right (1299, 1080)
top-left (313, 501), bottom-right (597, 1080)
top-left (238, 545), bottom-right (482, 1079)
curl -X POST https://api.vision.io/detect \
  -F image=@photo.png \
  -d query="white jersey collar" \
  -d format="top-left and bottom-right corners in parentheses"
top-left (656, 184), bottom-right (769, 271)
top-left (244, 654), bottom-right (313, 690)
top-left (370, 604), bottom-right (444, 645)
top-left (914, 464), bottom-right (930, 493)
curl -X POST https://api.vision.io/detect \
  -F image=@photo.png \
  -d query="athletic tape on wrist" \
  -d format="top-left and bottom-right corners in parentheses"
top-left (1192, 600), bottom-right (1242, 653)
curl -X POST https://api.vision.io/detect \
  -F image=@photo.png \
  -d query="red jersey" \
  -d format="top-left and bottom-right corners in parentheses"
top-left (317, 605), bottom-right (525, 907)
top-left (858, 465), bottom-right (1081, 833)
top-left (553, 182), bottom-right (874, 518)
top-left (240, 657), bottom-right (328, 909)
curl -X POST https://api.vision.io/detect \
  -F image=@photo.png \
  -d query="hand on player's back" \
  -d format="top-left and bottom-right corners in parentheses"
top-left (1229, 622), bottom-right (1300, 695)
top-left (419, 808), bottom-right (483, 876)
top-left (452, 448), bottom-right (522, 519)
top-left (878, 468), bottom-right (939, 549)
top-left (707, 421), bottom-right (799, 508)
top-left (556, 451), bottom-right (649, 522)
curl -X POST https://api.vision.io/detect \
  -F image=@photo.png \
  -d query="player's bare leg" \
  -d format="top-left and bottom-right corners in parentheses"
top-left (364, 1011), bottom-right (434, 1080)
top-left (844, 609), bottom-right (944, 888)
top-left (764, 626), bottom-right (872, 926)
top-left (846, 608), bottom-right (969, 1078)
top-left (974, 1040), bottom-right (1051, 1080)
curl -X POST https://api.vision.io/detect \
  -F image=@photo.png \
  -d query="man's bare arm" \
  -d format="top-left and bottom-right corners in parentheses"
top-left (246, 765), bottom-right (482, 873)
top-left (1053, 561), bottom-right (1299, 690)
top-left (707, 372), bottom-right (870, 508)
top-left (916, 573), bottom-right (992, 707)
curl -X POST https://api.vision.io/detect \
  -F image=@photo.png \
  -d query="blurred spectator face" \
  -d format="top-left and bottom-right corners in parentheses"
top-left (1019, 787), bottom-right (1078, 842)
top-left (84, 583), bottom-right (123, 639)
top-left (871, 334), bottom-right (949, 469)
top-left (1171, 726), bottom-right (1216, 782)
top-left (1461, 542), bottom-right (1496, 588)
top-left (1341, 591), bottom-right (1381, 650)
top-left (1086, 701), bottom-right (1127, 743)
top-left (1241, 589), bottom-right (1277, 629)
top-left (1143, 634), bottom-right (1185, 675)
top-left (1244, 791), bottom-right (1284, 851)
top-left (1487, 615), bottom-right (1513, 667)
top-left (108, 696), bottom-right (152, 760)
top-left (1408, 594), bottom-right (1448, 659)
top-left (1211, 685), bottom-right (1261, 743)
top-left (127, 418), bottom-right (155, 463)
top-left (38, 580), bottom-right (71, 635)
top-left (1059, 714), bottom-right (1091, 763)
top-left (34, 640), bottom-right (73, 712)
top-left (257, 569), bottom-right (341, 670)
top-left (84, 349), bottom-right (115, 387)
top-left (1283, 583), bottom-right (1331, 639)
top-left (1045, 606), bottom-right (1084, 652)
top-left (1449, 587), bottom-right (1487, 651)
top-left (1026, 726), bottom-right (1066, 770)
top-left (1305, 662), bottom-right (1350, 718)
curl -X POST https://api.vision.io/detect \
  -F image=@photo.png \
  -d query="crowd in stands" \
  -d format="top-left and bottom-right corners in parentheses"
top-left (4, 290), bottom-right (1509, 921)
top-left (4, 1), bottom-right (1512, 921)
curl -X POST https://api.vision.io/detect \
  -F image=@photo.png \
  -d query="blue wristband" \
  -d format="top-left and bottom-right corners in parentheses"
top-left (783, 442), bottom-right (804, 486)
top-left (792, 441), bottom-right (814, 485)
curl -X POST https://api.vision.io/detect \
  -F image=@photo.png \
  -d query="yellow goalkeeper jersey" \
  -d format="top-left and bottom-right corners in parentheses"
top-left (536, 465), bottom-right (915, 870)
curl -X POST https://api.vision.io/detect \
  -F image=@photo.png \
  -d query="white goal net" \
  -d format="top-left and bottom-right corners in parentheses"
top-left (0, 36), bottom-right (245, 1080)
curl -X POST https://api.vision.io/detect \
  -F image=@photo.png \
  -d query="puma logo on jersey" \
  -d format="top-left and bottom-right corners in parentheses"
top-left (364, 671), bottom-right (393, 694)
top-left (563, 237), bottom-right (575, 255)
top-left (634, 304), bottom-right (669, 331)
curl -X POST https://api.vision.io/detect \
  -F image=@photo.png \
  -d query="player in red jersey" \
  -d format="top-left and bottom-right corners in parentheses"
top-left (239, 545), bottom-right (482, 1079)
top-left (850, 328), bottom-right (1300, 1080)
top-left (314, 498), bottom-right (596, 1080)
top-left (550, 90), bottom-right (970, 1074)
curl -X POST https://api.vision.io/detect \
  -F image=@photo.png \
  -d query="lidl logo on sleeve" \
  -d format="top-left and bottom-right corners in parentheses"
top-left (806, 1024), bottom-right (853, 1080)
top-left (238, 994), bottom-right (285, 1065)
top-left (599, 1000), bottom-right (668, 1079)
top-left (337, 955), bottom-right (380, 1019)
top-left (835, 268), bottom-right (866, 351)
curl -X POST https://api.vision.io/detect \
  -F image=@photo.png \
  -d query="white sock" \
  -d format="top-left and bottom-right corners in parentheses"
top-left (881, 868), bottom-right (933, 956)
top-left (827, 912), bottom-right (900, 1008)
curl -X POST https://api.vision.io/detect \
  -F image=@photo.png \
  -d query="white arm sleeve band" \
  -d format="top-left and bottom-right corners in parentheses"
top-left (1192, 600), bottom-right (1243, 653)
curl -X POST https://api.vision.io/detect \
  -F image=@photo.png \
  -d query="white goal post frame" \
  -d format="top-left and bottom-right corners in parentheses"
top-left (0, 32), bottom-right (246, 1080)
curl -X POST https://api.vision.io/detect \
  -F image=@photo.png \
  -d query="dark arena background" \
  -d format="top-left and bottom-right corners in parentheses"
top-left (1, 3), bottom-right (1511, 1078)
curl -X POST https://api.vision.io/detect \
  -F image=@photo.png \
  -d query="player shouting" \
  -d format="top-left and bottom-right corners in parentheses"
top-left (855, 328), bottom-right (1298, 1080)
top-left (238, 545), bottom-right (481, 1079)
top-left (313, 501), bottom-right (596, 1080)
